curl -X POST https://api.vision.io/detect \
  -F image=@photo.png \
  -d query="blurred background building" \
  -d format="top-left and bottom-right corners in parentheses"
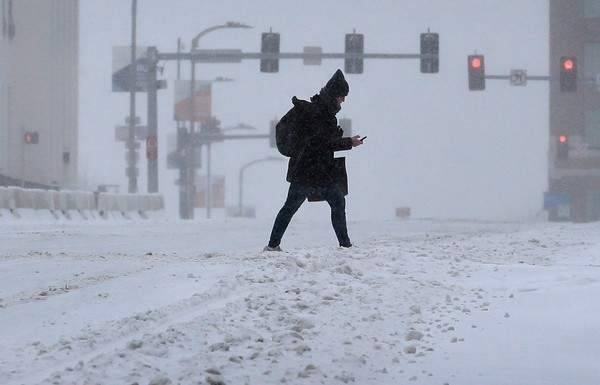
top-left (0, 0), bottom-right (79, 189)
top-left (549, 0), bottom-right (600, 222)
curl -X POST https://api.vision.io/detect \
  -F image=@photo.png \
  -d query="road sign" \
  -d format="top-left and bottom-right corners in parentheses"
top-left (146, 135), bottom-right (158, 160)
top-left (112, 46), bottom-right (151, 92)
top-left (174, 80), bottom-right (212, 123)
top-left (303, 46), bottom-right (322, 65)
top-left (510, 69), bottom-right (527, 86)
top-left (115, 125), bottom-right (148, 141)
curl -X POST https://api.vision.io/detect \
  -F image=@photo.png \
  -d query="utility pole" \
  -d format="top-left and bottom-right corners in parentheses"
top-left (206, 140), bottom-right (212, 218)
top-left (176, 37), bottom-right (188, 219)
top-left (187, 52), bottom-right (197, 219)
top-left (146, 46), bottom-right (159, 193)
top-left (127, 0), bottom-right (138, 193)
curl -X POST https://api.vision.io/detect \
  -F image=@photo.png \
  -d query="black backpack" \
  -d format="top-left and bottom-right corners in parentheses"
top-left (276, 97), bottom-right (311, 157)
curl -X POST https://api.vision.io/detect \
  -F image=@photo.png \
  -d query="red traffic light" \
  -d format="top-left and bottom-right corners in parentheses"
top-left (470, 57), bottom-right (482, 69)
top-left (563, 59), bottom-right (574, 71)
top-left (24, 131), bottom-right (39, 144)
top-left (559, 135), bottom-right (568, 143)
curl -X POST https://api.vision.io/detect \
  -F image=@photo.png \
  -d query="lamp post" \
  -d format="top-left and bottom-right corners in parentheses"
top-left (186, 22), bottom-right (252, 220)
top-left (238, 156), bottom-right (284, 216)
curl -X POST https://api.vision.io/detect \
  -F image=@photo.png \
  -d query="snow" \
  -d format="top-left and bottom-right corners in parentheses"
top-left (1, 218), bottom-right (600, 384)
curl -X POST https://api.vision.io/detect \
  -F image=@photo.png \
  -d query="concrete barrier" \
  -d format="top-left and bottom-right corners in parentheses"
top-left (74, 191), bottom-right (95, 211)
top-left (65, 191), bottom-right (78, 211)
top-left (0, 187), bottom-right (7, 209)
top-left (97, 193), bottom-right (111, 213)
top-left (127, 194), bottom-right (138, 212)
top-left (149, 194), bottom-right (164, 211)
top-left (55, 190), bottom-right (69, 212)
top-left (47, 190), bottom-right (59, 211)
top-left (31, 189), bottom-right (52, 210)
top-left (2, 187), bottom-right (165, 219)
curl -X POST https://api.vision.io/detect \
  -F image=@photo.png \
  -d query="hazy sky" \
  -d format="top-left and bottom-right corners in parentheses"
top-left (79, 0), bottom-right (549, 220)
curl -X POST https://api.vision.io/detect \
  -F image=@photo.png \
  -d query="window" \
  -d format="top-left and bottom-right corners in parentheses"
top-left (584, 0), bottom-right (600, 18)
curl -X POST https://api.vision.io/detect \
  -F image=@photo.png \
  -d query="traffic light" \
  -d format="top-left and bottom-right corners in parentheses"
top-left (270, 119), bottom-right (277, 148)
top-left (261, 31), bottom-right (280, 73)
top-left (468, 55), bottom-right (485, 91)
top-left (557, 134), bottom-right (569, 160)
top-left (560, 56), bottom-right (577, 92)
top-left (345, 32), bottom-right (364, 74)
top-left (24, 131), bottom-right (39, 144)
top-left (420, 32), bottom-right (439, 73)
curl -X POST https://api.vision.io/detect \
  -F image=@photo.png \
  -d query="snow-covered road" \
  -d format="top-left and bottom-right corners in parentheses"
top-left (1, 218), bottom-right (599, 385)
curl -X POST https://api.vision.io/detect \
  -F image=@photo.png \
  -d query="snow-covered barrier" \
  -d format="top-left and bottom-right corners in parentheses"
top-left (97, 193), bottom-right (118, 213)
top-left (74, 191), bottom-right (95, 211)
top-left (1, 186), bottom-right (164, 219)
top-left (97, 193), bottom-right (164, 216)
top-left (14, 187), bottom-right (35, 209)
top-left (31, 189), bottom-right (53, 210)
top-left (52, 190), bottom-right (70, 212)
top-left (140, 194), bottom-right (164, 212)
top-left (0, 187), bottom-right (17, 210)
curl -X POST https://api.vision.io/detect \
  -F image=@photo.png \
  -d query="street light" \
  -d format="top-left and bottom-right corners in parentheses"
top-left (238, 156), bottom-right (284, 216)
top-left (222, 123), bottom-right (258, 131)
top-left (191, 21), bottom-right (253, 50)
top-left (186, 21), bottom-right (253, 220)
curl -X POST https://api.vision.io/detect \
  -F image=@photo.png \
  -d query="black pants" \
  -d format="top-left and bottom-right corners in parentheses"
top-left (268, 183), bottom-right (351, 247)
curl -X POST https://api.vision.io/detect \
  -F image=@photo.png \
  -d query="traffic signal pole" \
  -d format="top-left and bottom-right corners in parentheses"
top-left (485, 74), bottom-right (553, 82)
top-left (127, 0), bottom-right (138, 194)
top-left (157, 51), bottom-right (422, 62)
top-left (176, 38), bottom-right (187, 220)
top-left (146, 47), bottom-right (159, 193)
top-left (144, 36), bottom-right (438, 219)
top-left (470, 55), bottom-right (594, 87)
top-left (186, 57), bottom-right (197, 220)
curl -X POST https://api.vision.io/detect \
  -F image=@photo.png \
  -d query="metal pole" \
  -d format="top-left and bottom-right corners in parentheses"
top-left (20, 126), bottom-right (24, 187)
top-left (187, 58), bottom-right (196, 219)
top-left (238, 165), bottom-right (244, 215)
top-left (127, 0), bottom-right (138, 193)
top-left (206, 142), bottom-right (211, 218)
top-left (146, 47), bottom-right (158, 193)
top-left (176, 37), bottom-right (187, 219)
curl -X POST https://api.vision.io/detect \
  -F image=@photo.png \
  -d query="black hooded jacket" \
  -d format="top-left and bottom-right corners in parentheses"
top-left (285, 92), bottom-right (353, 186)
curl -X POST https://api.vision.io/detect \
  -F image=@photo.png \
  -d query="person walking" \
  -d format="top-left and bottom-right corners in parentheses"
top-left (264, 69), bottom-right (364, 251)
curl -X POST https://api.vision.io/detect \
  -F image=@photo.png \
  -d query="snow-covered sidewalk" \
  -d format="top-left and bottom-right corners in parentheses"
top-left (1, 219), bottom-right (599, 385)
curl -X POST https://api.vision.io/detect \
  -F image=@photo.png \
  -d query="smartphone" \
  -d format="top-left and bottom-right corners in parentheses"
top-left (360, 136), bottom-right (367, 141)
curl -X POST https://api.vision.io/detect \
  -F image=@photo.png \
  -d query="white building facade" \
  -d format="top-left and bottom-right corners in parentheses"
top-left (0, 0), bottom-right (78, 188)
